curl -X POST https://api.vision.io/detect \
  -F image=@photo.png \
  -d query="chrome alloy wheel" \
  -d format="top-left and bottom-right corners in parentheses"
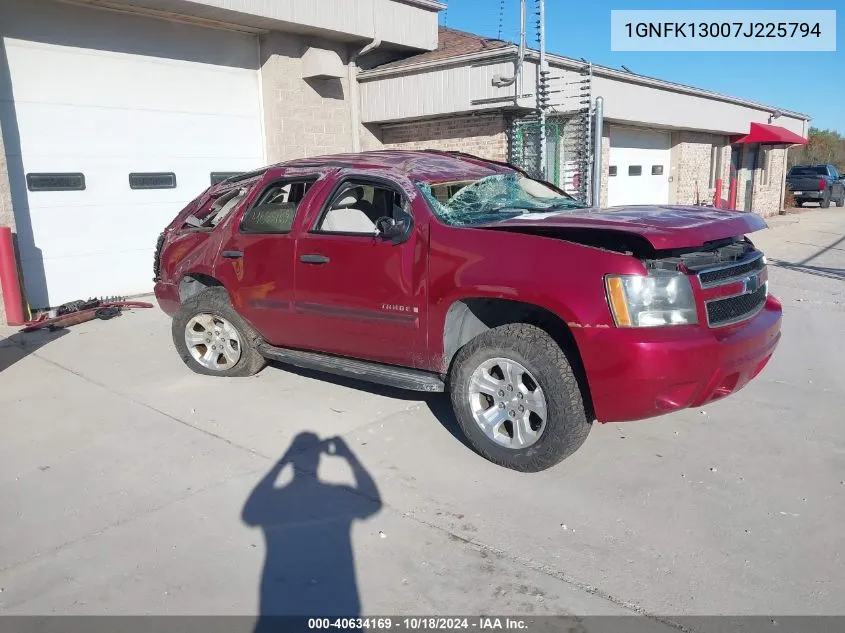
top-left (467, 357), bottom-right (548, 449)
top-left (184, 314), bottom-right (242, 371)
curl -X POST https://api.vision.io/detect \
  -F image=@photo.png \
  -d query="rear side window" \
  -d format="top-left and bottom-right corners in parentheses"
top-left (183, 187), bottom-right (249, 229)
top-left (241, 180), bottom-right (314, 234)
top-left (789, 166), bottom-right (828, 176)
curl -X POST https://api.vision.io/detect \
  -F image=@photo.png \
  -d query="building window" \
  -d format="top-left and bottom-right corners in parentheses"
top-left (608, 166), bottom-right (618, 177)
top-left (211, 172), bottom-right (243, 185)
top-left (651, 165), bottom-right (664, 175)
top-left (26, 173), bottom-right (86, 192)
top-left (709, 144), bottom-right (723, 187)
top-left (129, 172), bottom-right (177, 190)
top-left (628, 165), bottom-right (642, 176)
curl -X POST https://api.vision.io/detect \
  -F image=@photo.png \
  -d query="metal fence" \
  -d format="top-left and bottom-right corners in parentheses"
top-left (508, 62), bottom-right (595, 205)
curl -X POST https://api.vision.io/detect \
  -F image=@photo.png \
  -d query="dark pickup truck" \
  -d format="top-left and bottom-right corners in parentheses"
top-left (787, 164), bottom-right (845, 208)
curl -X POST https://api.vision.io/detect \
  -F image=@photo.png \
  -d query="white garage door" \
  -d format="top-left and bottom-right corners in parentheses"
top-left (607, 127), bottom-right (671, 207)
top-left (2, 1), bottom-right (264, 307)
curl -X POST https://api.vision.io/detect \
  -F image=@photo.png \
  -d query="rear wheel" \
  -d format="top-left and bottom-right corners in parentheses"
top-left (448, 323), bottom-right (591, 472)
top-left (794, 199), bottom-right (803, 208)
top-left (172, 287), bottom-right (266, 377)
top-left (820, 191), bottom-right (831, 208)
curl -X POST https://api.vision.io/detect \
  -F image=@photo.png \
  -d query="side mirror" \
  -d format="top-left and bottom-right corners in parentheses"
top-left (375, 212), bottom-right (412, 244)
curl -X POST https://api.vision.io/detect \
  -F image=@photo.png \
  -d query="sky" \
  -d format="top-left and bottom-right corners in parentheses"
top-left (440, 0), bottom-right (844, 133)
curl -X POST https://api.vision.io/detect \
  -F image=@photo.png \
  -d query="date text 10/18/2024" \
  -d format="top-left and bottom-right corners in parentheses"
top-left (308, 617), bottom-right (530, 630)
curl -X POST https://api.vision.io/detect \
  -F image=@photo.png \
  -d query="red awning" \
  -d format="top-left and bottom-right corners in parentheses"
top-left (731, 122), bottom-right (807, 145)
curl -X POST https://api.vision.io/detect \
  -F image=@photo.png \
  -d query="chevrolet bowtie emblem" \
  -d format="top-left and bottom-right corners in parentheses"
top-left (744, 274), bottom-right (760, 294)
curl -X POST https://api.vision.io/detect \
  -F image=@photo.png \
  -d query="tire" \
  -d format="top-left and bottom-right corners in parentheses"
top-left (820, 191), bottom-right (831, 208)
top-left (448, 323), bottom-right (591, 472)
top-left (172, 287), bottom-right (266, 377)
top-left (794, 199), bottom-right (803, 208)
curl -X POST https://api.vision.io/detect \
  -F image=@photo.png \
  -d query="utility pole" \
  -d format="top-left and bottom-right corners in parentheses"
top-left (518, 0), bottom-right (526, 99)
top-left (536, 0), bottom-right (548, 178)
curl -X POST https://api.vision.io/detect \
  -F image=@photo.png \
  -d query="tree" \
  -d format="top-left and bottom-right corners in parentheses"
top-left (788, 128), bottom-right (845, 170)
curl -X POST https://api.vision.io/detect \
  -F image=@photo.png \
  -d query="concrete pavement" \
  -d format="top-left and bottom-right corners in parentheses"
top-left (1, 208), bottom-right (843, 627)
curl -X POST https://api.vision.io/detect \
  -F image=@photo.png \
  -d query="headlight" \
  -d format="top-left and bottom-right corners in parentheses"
top-left (605, 271), bottom-right (698, 327)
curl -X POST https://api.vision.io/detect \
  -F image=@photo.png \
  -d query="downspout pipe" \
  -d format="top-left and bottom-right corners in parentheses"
top-left (518, 0), bottom-right (525, 98)
top-left (592, 96), bottom-right (604, 208)
top-left (349, 38), bottom-right (382, 153)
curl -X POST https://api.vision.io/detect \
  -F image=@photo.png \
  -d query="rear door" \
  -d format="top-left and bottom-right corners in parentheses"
top-left (213, 174), bottom-right (326, 347)
top-left (291, 172), bottom-right (426, 367)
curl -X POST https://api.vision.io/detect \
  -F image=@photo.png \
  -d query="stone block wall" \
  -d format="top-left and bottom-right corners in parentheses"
top-left (259, 33), bottom-right (353, 163)
top-left (751, 146), bottom-right (788, 217)
top-left (380, 113), bottom-right (508, 161)
top-left (669, 131), bottom-right (730, 206)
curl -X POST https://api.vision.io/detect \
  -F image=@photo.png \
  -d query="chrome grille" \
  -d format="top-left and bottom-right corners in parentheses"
top-left (698, 252), bottom-right (765, 287)
top-left (706, 284), bottom-right (768, 327)
top-left (699, 250), bottom-right (768, 327)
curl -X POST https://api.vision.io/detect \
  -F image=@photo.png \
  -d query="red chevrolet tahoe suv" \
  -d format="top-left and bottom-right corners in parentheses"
top-left (154, 151), bottom-right (781, 471)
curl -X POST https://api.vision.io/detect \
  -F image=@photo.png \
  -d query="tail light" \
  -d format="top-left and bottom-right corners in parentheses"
top-left (820, 178), bottom-right (826, 190)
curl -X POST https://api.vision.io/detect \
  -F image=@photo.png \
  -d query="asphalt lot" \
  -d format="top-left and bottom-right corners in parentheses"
top-left (1, 208), bottom-right (843, 628)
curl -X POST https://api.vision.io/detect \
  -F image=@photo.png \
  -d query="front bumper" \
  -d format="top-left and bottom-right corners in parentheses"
top-left (154, 281), bottom-right (180, 317)
top-left (581, 295), bottom-right (782, 423)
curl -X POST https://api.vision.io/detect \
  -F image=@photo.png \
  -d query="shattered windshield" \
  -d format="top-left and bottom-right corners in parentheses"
top-left (418, 173), bottom-right (587, 226)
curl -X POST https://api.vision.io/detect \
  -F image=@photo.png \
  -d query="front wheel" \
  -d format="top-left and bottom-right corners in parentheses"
top-left (448, 323), bottom-right (591, 472)
top-left (172, 287), bottom-right (266, 377)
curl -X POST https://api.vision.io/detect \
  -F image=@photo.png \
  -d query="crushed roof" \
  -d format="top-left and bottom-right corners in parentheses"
top-left (278, 150), bottom-right (512, 182)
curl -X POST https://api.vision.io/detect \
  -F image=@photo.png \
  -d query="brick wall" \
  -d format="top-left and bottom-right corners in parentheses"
top-left (748, 146), bottom-right (787, 217)
top-left (670, 131), bottom-right (730, 206)
top-left (732, 144), bottom-right (786, 217)
top-left (259, 33), bottom-right (353, 163)
top-left (380, 113), bottom-right (508, 161)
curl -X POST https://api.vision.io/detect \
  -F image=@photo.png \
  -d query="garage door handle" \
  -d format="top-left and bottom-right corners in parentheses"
top-left (221, 250), bottom-right (243, 259)
top-left (300, 254), bottom-right (330, 264)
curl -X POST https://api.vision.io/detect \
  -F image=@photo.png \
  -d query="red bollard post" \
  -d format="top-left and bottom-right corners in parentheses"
top-left (727, 177), bottom-right (738, 211)
top-left (0, 226), bottom-right (25, 326)
top-left (713, 179), bottom-right (722, 209)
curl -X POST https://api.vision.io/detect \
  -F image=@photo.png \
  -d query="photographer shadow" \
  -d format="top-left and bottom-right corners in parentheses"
top-left (242, 432), bottom-right (381, 629)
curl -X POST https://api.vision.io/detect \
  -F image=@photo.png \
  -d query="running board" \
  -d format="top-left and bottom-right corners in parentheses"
top-left (256, 343), bottom-right (445, 393)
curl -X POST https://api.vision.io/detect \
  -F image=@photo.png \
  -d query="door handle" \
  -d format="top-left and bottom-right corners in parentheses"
top-left (300, 254), bottom-right (330, 264)
top-left (221, 250), bottom-right (243, 259)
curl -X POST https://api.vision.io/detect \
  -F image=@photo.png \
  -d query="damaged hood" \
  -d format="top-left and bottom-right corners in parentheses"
top-left (478, 205), bottom-right (768, 250)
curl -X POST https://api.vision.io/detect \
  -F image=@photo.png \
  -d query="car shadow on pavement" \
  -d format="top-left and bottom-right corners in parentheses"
top-left (242, 431), bottom-right (382, 630)
top-left (266, 361), bottom-right (473, 450)
top-left (0, 328), bottom-right (68, 374)
top-left (769, 259), bottom-right (845, 282)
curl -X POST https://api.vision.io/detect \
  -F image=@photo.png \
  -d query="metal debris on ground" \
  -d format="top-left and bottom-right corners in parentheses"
top-left (20, 297), bottom-right (154, 332)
